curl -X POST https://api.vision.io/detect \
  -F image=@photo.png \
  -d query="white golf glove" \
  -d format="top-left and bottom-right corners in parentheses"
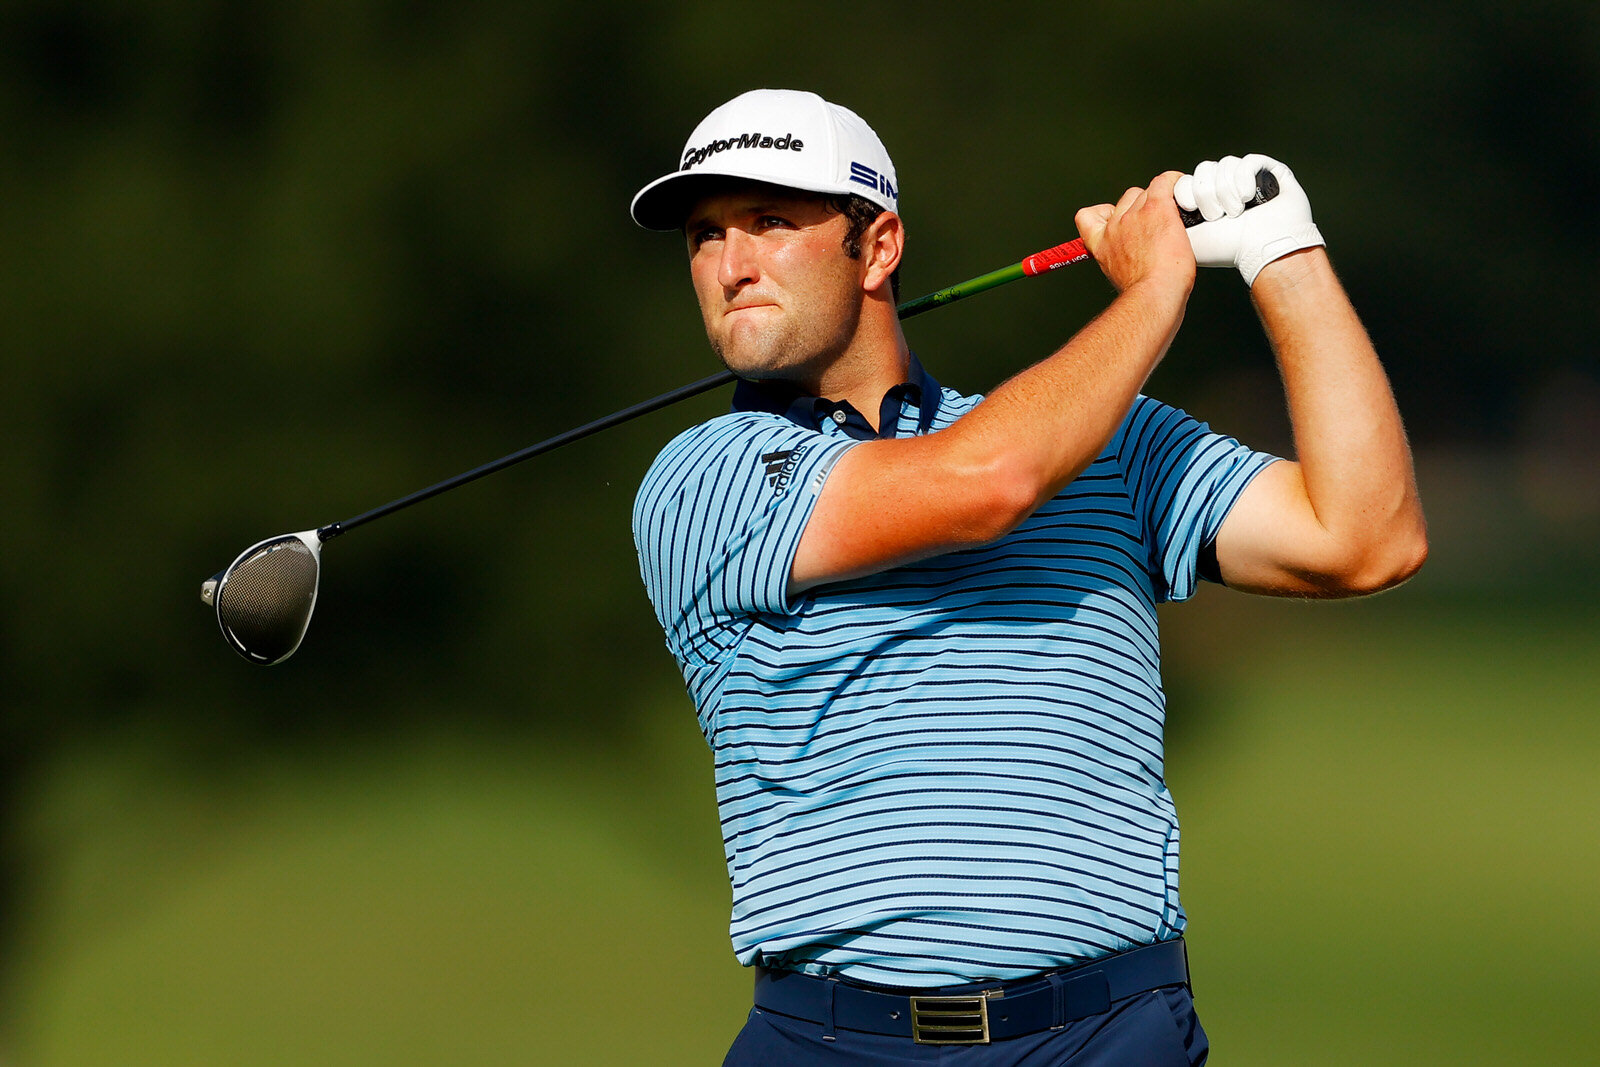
top-left (1175, 154), bottom-right (1324, 287)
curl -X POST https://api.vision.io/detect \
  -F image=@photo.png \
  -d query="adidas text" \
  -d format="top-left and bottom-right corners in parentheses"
top-left (761, 448), bottom-right (802, 493)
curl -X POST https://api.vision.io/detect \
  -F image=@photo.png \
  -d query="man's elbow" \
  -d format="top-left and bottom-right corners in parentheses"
top-left (950, 455), bottom-right (1054, 548)
top-left (1324, 522), bottom-right (1430, 597)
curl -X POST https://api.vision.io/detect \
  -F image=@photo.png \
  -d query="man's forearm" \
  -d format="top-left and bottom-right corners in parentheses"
top-left (790, 172), bottom-right (1197, 594)
top-left (935, 172), bottom-right (1201, 532)
top-left (793, 275), bottom-right (1189, 589)
top-left (952, 274), bottom-right (1190, 517)
top-left (1251, 248), bottom-right (1427, 582)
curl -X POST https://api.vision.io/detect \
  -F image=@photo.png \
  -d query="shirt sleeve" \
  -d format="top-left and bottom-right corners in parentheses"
top-left (1115, 395), bottom-right (1280, 603)
top-left (632, 412), bottom-right (856, 669)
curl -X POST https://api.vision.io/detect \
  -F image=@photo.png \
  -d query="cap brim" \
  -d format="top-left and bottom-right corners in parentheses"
top-left (630, 168), bottom-right (876, 231)
top-left (630, 170), bottom-right (716, 231)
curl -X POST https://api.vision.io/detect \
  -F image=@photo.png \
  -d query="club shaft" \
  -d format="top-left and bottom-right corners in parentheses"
top-left (893, 262), bottom-right (1027, 319)
top-left (316, 236), bottom-right (1094, 541)
top-left (318, 370), bottom-right (736, 539)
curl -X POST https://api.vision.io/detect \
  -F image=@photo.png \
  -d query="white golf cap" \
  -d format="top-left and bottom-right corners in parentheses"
top-left (630, 89), bottom-right (898, 230)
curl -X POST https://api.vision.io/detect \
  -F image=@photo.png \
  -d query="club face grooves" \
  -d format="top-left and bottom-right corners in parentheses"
top-left (213, 534), bottom-right (321, 665)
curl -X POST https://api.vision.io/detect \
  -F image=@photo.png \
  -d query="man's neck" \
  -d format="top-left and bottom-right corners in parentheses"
top-left (804, 301), bottom-right (912, 431)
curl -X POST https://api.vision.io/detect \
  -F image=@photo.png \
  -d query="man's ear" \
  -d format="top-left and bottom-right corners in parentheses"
top-left (861, 212), bottom-right (904, 294)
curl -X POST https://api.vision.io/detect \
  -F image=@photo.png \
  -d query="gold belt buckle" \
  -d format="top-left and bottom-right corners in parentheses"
top-left (908, 990), bottom-right (1000, 1045)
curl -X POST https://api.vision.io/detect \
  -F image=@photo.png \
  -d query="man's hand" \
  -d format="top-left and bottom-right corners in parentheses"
top-left (1176, 154), bottom-right (1325, 287)
top-left (1076, 171), bottom-right (1197, 296)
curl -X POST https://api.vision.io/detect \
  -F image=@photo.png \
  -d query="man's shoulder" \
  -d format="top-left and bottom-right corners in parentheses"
top-left (664, 408), bottom-right (797, 446)
top-left (646, 410), bottom-right (813, 474)
top-left (634, 410), bottom-right (829, 516)
top-left (1111, 395), bottom-right (1191, 450)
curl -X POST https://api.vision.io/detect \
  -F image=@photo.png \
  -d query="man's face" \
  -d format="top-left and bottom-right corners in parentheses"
top-left (684, 185), bottom-right (865, 386)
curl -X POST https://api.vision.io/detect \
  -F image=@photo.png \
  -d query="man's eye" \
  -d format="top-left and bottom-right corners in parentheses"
top-left (691, 228), bottom-right (723, 249)
top-left (757, 215), bottom-right (791, 229)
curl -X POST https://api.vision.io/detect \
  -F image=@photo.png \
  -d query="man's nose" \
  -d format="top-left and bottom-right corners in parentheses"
top-left (718, 228), bottom-right (760, 291)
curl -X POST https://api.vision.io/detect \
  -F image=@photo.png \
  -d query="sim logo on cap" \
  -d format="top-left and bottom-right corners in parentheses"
top-left (849, 161), bottom-right (897, 201)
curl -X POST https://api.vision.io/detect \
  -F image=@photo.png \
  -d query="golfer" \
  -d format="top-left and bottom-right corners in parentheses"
top-left (630, 89), bottom-right (1425, 1065)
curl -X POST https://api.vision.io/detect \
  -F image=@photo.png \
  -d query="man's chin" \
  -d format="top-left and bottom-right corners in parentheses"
top-left (711, 342), bottom-right (790, 382)
top-left (720, 358), bottom-right (793, 384)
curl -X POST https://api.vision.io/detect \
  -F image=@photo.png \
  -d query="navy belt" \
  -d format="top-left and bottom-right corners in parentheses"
top-left (753, 938), bottom-right (1189, 1046)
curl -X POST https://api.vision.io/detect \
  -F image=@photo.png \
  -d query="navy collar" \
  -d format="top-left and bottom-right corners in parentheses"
top-left (730, 355), bottom-right (943, 441)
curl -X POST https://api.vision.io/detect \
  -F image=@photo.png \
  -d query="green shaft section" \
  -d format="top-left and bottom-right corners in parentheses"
top-left (896, 261), bottom-right (1027, 320)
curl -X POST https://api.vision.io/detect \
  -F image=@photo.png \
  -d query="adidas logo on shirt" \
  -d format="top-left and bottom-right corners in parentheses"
top-left (762, 449), bottom-right (799, 491)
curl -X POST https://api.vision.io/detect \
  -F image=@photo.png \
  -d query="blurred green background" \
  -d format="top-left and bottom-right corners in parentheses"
top-left (1, 1), bottom-right (1595, 1063)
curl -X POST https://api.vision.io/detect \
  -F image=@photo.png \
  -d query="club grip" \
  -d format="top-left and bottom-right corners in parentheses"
top-left (1177, 167), bottom-right (1279, 228)
top-left (1021, 238), bottom-right (1090, 276)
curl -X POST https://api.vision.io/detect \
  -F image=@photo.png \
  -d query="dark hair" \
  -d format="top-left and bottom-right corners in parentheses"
top-left (826, 193), bottom-right (901, 300)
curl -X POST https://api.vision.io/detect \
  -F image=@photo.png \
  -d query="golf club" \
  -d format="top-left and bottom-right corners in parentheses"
top-left (204, 168), bottom-right (1280, 665)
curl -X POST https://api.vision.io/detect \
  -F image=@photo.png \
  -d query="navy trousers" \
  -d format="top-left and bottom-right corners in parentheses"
top-left (722, 984), bottom-right (1208, 1066)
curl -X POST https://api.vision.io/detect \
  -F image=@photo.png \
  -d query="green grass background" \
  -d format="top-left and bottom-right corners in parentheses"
top-left (7, 598), bottom-right (1595, 1065)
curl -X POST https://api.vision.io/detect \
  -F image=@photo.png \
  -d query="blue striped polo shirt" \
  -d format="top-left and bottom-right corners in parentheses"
top-left (632, 358), bottom-right (1277, 986)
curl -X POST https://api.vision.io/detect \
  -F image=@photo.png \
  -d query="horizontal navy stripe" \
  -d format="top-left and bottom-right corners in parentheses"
top-left (731, 850), bottom-right (1166, 915)
top-left (728, 797), bottom-right (1167, 864)
top-left (727, 636), bottom-right (1162, 694)
top-left (731, 820), bottom-right (1172, 892)
top-left (732, 881), bottom-right (1160, 943)
top-left (715, 761), bottom-right (1171, 838)
top-left (725, 641), bottom-right (1162, 709)
top-left (711, 711), bottom-right (1166, 787)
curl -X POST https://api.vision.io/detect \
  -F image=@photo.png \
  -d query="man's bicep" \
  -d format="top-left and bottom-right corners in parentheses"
top-left (790, 442), bottom-right (929, 595)
top-left (635, 420), bottom-right (854, 650)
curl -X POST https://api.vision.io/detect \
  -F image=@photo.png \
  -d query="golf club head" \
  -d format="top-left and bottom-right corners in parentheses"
top-left (202, 530), bottom-right (322, 665)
